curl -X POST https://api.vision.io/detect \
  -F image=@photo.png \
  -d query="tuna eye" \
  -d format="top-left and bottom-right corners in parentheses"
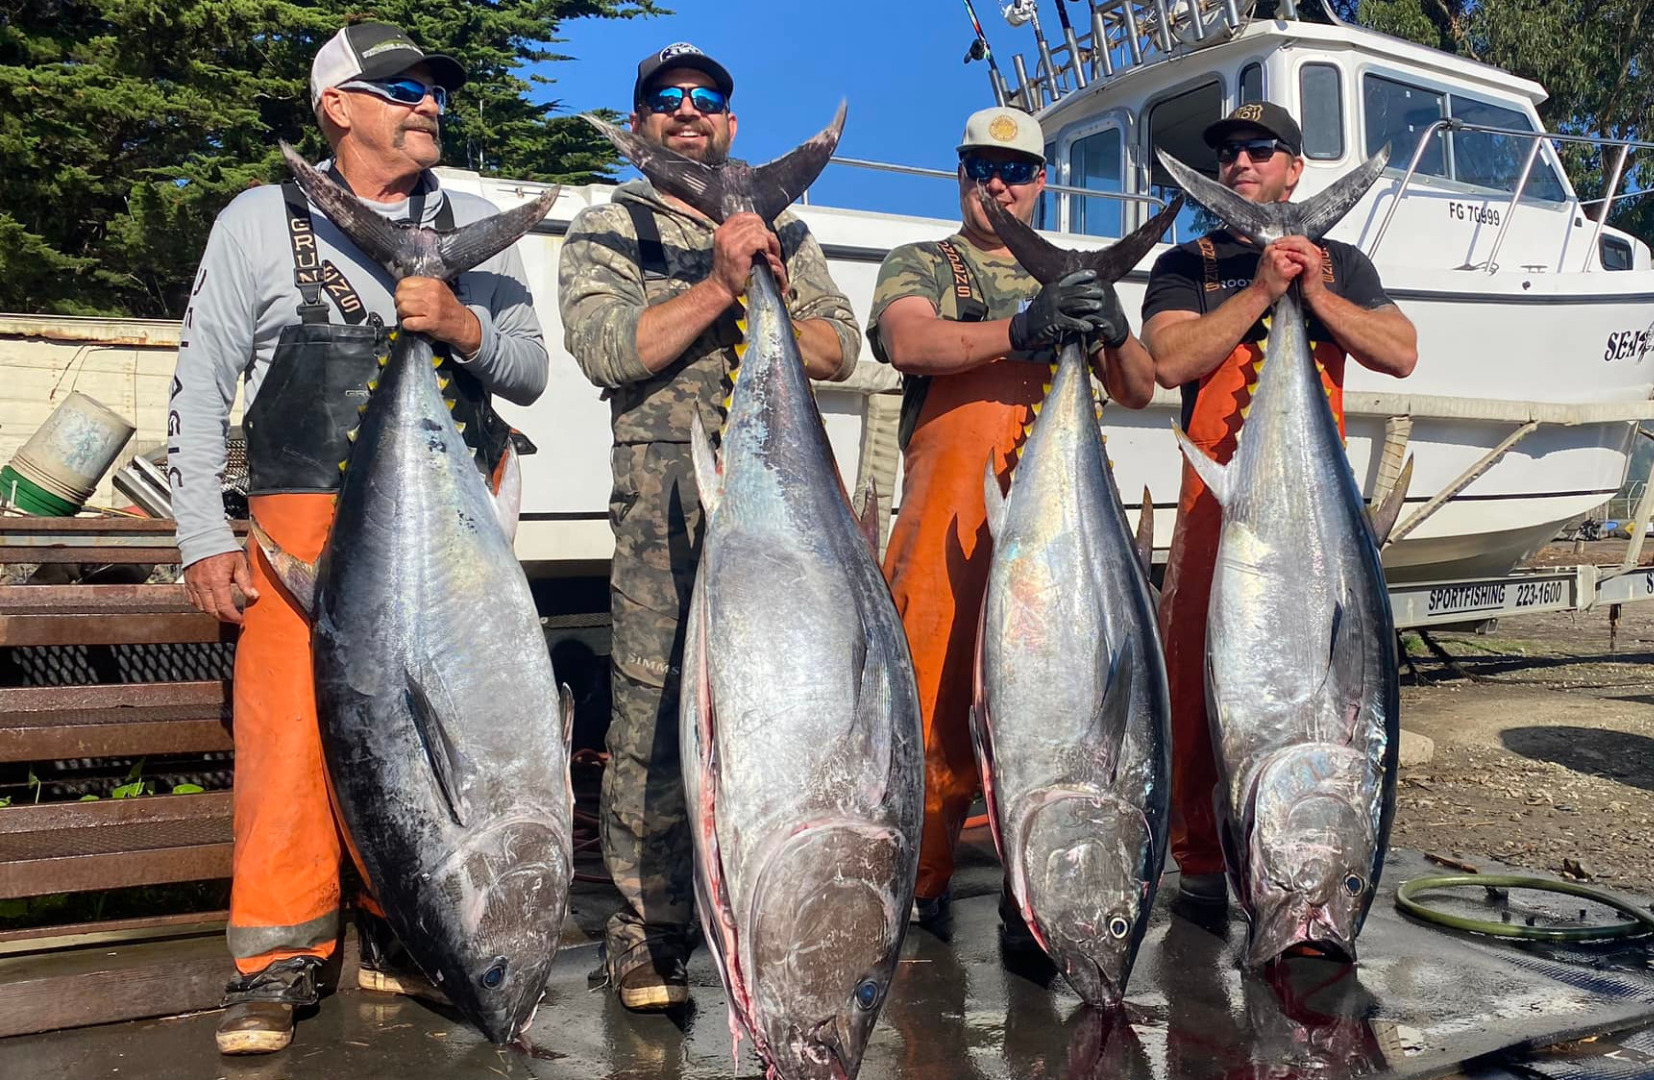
top-left (480, 957), bottom-right (508, 990)
top-left (1108, 916), bottom-right (1131, 939)
top-left (1343, 874), bottom-right (1365, 896)
top-left (854, 979), bottom-right (880, 1011)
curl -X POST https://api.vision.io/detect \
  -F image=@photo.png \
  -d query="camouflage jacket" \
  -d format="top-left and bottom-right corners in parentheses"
top-left (559, 179), bottom-right (861, 445)
top-left (867, 232), bottom-right (1051, 365)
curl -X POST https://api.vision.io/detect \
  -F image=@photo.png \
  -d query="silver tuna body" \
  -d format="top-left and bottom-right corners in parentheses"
top-left (1158, 149), bottom-right (1400, 969)
top-left (261, 149), bottom-right (572, 1044)
top-left (682, 258), bottom-right (923, 1080)
top-left (976, 343), bottom-right (1171, 1005)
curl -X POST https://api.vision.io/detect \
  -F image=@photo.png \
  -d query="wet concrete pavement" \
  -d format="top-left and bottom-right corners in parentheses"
top-left (3, 842), bottom-right (1651, 1080)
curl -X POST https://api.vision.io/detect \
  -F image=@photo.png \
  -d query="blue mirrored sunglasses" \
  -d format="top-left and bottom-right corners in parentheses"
top-left (643, 86), bottom-right (728, 115)
top-left (961, 155), bottom-right (1042, 186)
top-left (340, 77), bottom-right (448, 113)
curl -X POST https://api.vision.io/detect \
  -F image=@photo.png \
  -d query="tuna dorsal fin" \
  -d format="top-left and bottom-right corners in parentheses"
top-left (558, 682), bottom-right (575, 750)
top-left (1172, 422), bottom-right (1231, 507)
top-left (1134, 487), bottom-right (1155, 580)
top-left (492, 442), bottom-right (522, 543)
top-left (976, 188), bottom-right (1183, 285)
top-left (983, 457), bottom-right (1009, 539)
top-left (1097, 639), bottom-right (1136, 785)
top-left (583, 103), bottom-right (845, 226)
top-left (689, 412), bottom-right (723, 517)
top-left (1154, 147), bottom-right (1390, 245)
top-left (279, 143), bottom-right (557, 281)
top-left (405, 662), bottom-right (473, 827)
top-left (1367, 454), bottom-right (1414, 548)
top-left (248, 515), bottom-right (316, 617)
top-left (855, 476), bottom-right (882, 559)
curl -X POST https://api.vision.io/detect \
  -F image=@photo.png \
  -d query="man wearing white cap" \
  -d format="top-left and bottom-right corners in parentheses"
top-left (167, 21), bottom-right (547, 1054)
top-left (867, 106), bottom-right (1157, 953)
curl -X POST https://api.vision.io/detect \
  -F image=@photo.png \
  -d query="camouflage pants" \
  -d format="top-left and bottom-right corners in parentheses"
top-left (601, 441), bottom-right (704, 983)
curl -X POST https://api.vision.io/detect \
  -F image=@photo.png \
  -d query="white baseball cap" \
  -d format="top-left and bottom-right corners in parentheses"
top-left (309, 22), bottom-right (465, 111)
top-left (957, 106), bottom-right (1046, 162)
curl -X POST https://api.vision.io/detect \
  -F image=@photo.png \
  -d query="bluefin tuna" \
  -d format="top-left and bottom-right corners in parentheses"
top-left (972, 192), bottom-right (1179, 1005)
top-left (255, 145), bottom-right (572, 1044)
top-left (587, 107), bottom-right (923, 1080)
top-left (1155, 148), bottom-right (1407, 968)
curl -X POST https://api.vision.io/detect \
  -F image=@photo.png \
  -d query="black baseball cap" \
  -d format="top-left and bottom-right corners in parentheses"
top-left (633, 42), bottom-right (734, 107)
top-left (310, 22), bottom-right (465, 110)
top-left (1203, 102), bottom-right (1303, 157)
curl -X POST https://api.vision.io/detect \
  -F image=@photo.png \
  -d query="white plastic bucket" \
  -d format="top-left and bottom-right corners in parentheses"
top-left (7, 391), bottom-right (136, 508)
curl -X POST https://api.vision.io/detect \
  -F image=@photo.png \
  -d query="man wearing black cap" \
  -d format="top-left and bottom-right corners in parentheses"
top-left (169, 21), bottom-right (548, 1054)
top-left (1141, 102), bottom-right (1416, 918)
top-left (558, 43), bottom-right (860, 1011)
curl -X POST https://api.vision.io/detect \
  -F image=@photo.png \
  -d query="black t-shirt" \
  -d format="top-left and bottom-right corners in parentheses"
top-left (1141, 230), bottom-right (1394, 346)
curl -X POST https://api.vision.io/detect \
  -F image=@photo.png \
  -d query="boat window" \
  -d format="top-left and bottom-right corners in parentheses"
top-left (1299, 64), bottom-right (1344, 160)
top-left (1602, 235), bottom-right (1633, 271)
top-left (1448, 96), bottom-right (1567, 202)
top-left (1147, 79), bottom-right (1224, 240)
top-left (1239, 63), bottom-right (1263, 104)
top-left (1069, 127), bottom-right (1124, 238)
top-left (1363, 74), bottom-right (1446, 178)
top-left (1036, 141), bottom-right (1057, 230)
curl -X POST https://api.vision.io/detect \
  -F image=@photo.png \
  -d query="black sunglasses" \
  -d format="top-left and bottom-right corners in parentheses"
top-left (961, 155), bottom-right (1043, 186)
top-left (642, 86), bottom-right (728, 115)
top-left (1218, 138), bottom-right (1293, 164)
top-left (340, 77), bottom-right (448, 113)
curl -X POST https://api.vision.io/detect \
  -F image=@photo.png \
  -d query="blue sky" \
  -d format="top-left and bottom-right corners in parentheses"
top-left (529, 1), bottom-right (1016, 219)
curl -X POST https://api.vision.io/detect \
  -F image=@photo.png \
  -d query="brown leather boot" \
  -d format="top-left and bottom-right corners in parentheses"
top-left (214, 956), bottom-right (323, 1055)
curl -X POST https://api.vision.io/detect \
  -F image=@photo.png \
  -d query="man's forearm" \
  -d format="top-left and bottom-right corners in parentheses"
top-left (1147, 283), bottom-right (1274, 387)
top-left (1092, 335), bottom-right (1157, 409)
top-left (1309, 291), bottom-right (1418, 377)
top-left (885, 316), bottom-right (1016, 376)
top-left (797, 318), bottom-right (845, 380)
top-left (636, 277), bottom-right (739, 373)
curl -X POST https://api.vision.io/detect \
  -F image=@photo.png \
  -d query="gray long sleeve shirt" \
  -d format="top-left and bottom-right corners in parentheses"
top-left (168, 164), bottom-right (548, 568)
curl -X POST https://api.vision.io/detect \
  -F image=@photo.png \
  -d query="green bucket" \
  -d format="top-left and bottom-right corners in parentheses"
top-left (0, 464), bottom-right (81, 516)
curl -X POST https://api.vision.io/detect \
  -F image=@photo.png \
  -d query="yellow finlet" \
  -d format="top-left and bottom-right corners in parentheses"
top-left (432, 355), bottom-right (443, 368)
top-left (1239, 403), bottom-right (1252, 419)
top-left (792, 324), bottom-right (802, 340)
top-left (437, 376), bottom-right (450, 391)
top-left (366, 378), bottom-right (378, 392)
top-left (357, 403), bottom-right (368, 415)
top-left (388, 330), bottom-right (398, 341)
top-left (1030, 402), bottom-right (1043, 416)
top-left (1041, 383), bottom-right (1052, 395)
top-left (338, 460), bottom-right (348, 473)
top-left (454, 421), bottom-right (466, 434)
top-left (1023, 423), bottom-right (1035, 438)
top-left (446, 398), bottom-right (457, 411)
top-left (345, 428), bottom-right (358, 443)
top-left (734, 342), bottom-right (749, 359)
top-left (377, 354), bottom-right (389, 368)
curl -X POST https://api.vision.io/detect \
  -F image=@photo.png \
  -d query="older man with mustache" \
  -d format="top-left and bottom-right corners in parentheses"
top-left (167, 21), bottom-right (548, 1055)
top-left (558, 43), bottom-right (861, 1012)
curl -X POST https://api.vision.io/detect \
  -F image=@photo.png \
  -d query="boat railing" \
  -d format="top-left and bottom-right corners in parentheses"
top-left (994, 0), bottom-right (1272, 113)
top-left (807, 155), bottom-right (1174, 238)
top-left (1366, 119), bottom-right (1654, 272)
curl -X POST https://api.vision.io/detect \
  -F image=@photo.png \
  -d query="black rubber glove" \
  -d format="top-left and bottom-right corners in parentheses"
top-left (1008, 269), bottom-right (1104, 352)
top-left (1092, 283), bottom-right (1131, 350)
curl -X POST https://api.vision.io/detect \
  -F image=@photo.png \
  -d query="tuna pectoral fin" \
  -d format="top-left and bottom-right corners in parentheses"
top-left (1319, 602), bottom-right (1363, 744)
top-left (248, 516), bottom-right (316, 617)
top-left (1134, 487), bottom-right (1155, 580)
top-left (855, 477), bottom-right (882, 559)
top-left (492, 443), bottom-right (522, 543)
top-left (1172, 423), bottom-right (1231, 507)
top-left (1097, 640), bottom-right (1136, 785)
top-left (1366, 455), bottom-right (1414, 548)
top-left (983, 457), bottom-right (1008, 539)
top-left (405, 663), bottom-right (474, 827)
top-left (689, 413), bottom-right (722, 517)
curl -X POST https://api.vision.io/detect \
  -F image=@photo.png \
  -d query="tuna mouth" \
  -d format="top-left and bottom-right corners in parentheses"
top-left (1248, 903), bottom-right (1355, 968)
top-left (783, 1022), bottom-right (851, 1080)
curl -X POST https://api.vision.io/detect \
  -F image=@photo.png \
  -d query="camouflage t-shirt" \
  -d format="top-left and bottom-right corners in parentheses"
top-left (867, 233), bottom-right (1050, 365)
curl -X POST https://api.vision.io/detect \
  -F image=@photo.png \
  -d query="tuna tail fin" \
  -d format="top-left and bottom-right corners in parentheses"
top-left (582, 102), bottom-right (846, 225)
top-left (1134, 487), bottom-right (1155, 581)
top-left (1172, 422), bottom-right (1231, 507)
top-left (406, 662), bottom-right (474, 828)
top-left (1153, 147), bottom-right (1390, 244)
top-left (983, 456), bottom-right (1009, 539)
top-left (278, 141), bottom-right (558, 281)
top-left (248, 515), bottom-right (316, 617)
top-left (689, 412), bottom-right (723, 516)
top-left (855, 476), bottom-right (882, 559)
top-left (1366, 454), bottom-right (1414, 548)
top-left (1097, 639), bottom-right (1136, 785)
top-left (976, 189), bottom-right (1183, 286)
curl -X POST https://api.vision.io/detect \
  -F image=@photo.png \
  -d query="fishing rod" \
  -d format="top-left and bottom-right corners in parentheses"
top-left (1002, 0), bottom-right (1061, 100)
top-left (1051, 0), bottom-right (1089, 88)
top-left (960, 0), bottom-right (1010, 106)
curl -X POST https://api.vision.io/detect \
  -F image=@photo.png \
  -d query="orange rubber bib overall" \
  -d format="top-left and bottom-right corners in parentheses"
top-left (1158, 338), bottom-right (1347, 876)
top-left (883, 360), bottom-right (1046, 900)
